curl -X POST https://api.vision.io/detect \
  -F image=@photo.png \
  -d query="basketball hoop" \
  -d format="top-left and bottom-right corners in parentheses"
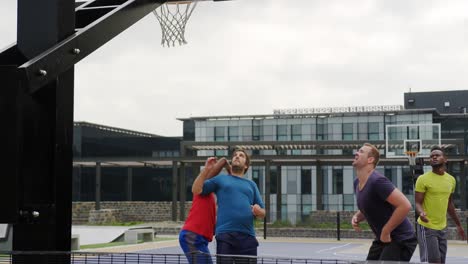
top-left (405, 151), bottom-right (418, 166)
top-left (153, 1), bottom-right (198, 47)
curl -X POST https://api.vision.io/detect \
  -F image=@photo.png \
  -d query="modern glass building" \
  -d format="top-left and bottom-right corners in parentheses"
top-left (73, 90), bottom-right (468, 223)
top-left (72, 122), bottom-right (181, 202)
top-left (179, 107), bottom-right (461, 222)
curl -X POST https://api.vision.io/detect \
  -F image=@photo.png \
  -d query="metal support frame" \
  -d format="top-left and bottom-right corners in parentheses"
top-left (460, 160), bottom-right (467, 210)
top-left (95, 162), bottom-right (102, 211)
top-left (264, 160), bottom-right (271, 223)
top-left (0, 0), bottom-right (173, 262)
top-left (275, 165), bottom-right (282, 221)
top-left (316, 161), bottom-right (324, 210)
top-left (179, 162), bottom-right (186, 221)
top-left (171, 161), bottom-right (178, 221)
top-left (19, 0), bottom-right (165, 93)
top-left (127, 167), bottom-right (133, 201)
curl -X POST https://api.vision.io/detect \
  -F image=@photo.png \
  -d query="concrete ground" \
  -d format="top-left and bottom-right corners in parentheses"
top-left (74, 225), bottom-right (468, 264)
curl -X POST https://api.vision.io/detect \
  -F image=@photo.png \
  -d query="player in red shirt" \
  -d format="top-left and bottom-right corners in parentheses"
top-left (179, 157), bottom-right (230, 264)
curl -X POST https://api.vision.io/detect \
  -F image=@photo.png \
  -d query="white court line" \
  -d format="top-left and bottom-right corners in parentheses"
top-left (316, 243), bottom-right (353, 253)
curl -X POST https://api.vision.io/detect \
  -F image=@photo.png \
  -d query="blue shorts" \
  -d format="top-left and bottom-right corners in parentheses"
top-left (179, 230), bottom-right (213, 264)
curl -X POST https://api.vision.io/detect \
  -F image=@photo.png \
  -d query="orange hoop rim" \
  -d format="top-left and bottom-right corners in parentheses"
top-left (404, 151), bottom-right (419, 157)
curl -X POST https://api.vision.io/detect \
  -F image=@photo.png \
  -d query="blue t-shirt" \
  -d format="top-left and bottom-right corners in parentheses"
top-left (202, 174), bottom-right (264, 237)
top-left (354, 170), bottom-right (414, 241)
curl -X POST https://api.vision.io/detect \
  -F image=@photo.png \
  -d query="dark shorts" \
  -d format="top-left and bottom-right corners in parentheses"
top-left (366, 236), bottom-right (417, 262)
top-left (216, 232), bottom-right (258, 264)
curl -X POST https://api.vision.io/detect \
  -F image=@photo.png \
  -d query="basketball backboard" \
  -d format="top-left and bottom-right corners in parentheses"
top-left (385, 123), bottom-right (441, 158)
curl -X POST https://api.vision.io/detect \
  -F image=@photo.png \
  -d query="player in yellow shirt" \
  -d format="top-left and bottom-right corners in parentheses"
top-left (415, 146), bottom-right (466, 263)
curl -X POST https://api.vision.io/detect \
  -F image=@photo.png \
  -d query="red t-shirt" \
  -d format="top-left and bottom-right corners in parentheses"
top-left (182, 193), bottom-right (216, 241)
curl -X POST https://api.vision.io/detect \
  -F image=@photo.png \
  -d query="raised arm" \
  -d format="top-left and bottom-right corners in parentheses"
top-left (192, 157), bottom-right (229, 195)
top-left (381, 188), bottom-right (412, 242)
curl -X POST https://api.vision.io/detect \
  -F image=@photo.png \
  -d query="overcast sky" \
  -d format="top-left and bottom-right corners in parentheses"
top-left (1, 0), bottom-right (468, 136)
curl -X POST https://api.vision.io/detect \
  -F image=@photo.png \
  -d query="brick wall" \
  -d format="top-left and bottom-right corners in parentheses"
top-left (72, 202), bottom-right (468, 240)
top-left (73, 202), bottom-right (192, 224)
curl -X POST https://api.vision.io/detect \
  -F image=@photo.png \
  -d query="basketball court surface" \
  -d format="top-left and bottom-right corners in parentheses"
top-left (93, 236), bottom-right (467, 263)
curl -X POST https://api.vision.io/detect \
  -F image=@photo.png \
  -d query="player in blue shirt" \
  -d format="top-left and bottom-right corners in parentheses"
top-left (192, 149), bottom-right (265, 263)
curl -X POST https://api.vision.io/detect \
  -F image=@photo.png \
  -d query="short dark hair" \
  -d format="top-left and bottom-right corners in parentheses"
top-left (232, 148), bottom-right (250, 173)
top-left (430, 146), bottom-right (445, 156)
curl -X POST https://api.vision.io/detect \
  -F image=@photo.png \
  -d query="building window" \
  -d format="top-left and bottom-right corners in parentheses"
top-left (153, 150), bottom-right (180, 157)
top-left (385, 167), bottom-right (397, 185)
top-left (408, 126), bottom-right (419, 139)
top-left (301, 168), bottom-right (312, 194)
top-left (291, 125), bottom-right (302, 155)
top-left (317, 124), bottom-right (328, 140)
top-left (252, 120), bottom-right (262, 141)
top-left (332, 168), bottom-right (343, 194)
top-left (322, 168), bottom-right (329, 194)
top-left (343, 123), bottom-right (353, 140)
top-left (358, 123), bottom-right (368, 140)
top-left (228, 127), bottom-right (239, 141)
top-left (287, 171), bottom-right (297, 194)
top-left (291, 124), bottom-right (302, 140)
top-left (214, 127), bottom-right (225, 141)
top-left (252, 168), bottom-right (261, 192)
top-left (252, 125), bottom-right (261, 141)
top-left (368, 122), bottom-right (379, 140)
top-left (277, 125), bottom-right (288, 141)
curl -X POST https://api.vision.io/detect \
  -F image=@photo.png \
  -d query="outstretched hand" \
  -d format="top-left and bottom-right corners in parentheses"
top-left (205, 157), bottom-right (230, 179)
top-left (204, 157), bottom-right (217, 172)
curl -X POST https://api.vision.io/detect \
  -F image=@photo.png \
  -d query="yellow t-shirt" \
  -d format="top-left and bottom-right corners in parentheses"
top-left (415, 171), bottom-right (456, 230)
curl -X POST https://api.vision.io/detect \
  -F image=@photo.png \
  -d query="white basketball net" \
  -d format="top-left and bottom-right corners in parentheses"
top-left (153, 1), bottom-right (198, 47)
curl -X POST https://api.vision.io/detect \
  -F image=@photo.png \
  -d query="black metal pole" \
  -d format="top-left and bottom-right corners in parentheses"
top-left (337, 211), bottom-right (341, 241)
top-left (9, 1), bottom-right (75, 263)
top-left (172, 161), bottom-right (178, 221)
top-left (263, 217), bottom-right (267, 240)
top-left (96, 162), bottom-right (101, 211)
top-left (265, 160), bottom-right (271, 223)
top-left (410, 163), bottom-right (418, 228)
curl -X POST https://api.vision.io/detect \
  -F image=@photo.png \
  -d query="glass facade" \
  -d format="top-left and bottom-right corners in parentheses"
top-left (71, 94), bottom-right (468, 222)
top-left (189, 111), bottom-right (468, 223)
